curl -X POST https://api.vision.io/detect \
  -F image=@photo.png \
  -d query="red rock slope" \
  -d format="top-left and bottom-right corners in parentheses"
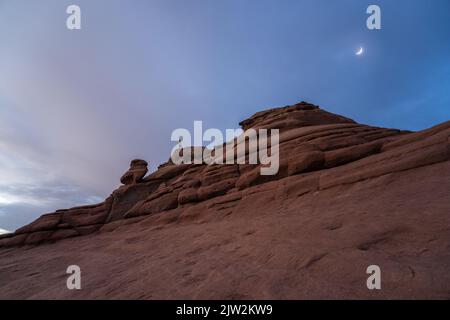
top-left (0, 101), bottom-right (449, 299)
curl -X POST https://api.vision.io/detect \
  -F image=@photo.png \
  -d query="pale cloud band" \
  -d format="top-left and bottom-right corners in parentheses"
top-left (0, 228), bottom-right (12, 235)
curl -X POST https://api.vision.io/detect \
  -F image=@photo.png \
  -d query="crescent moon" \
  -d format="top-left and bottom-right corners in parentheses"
top-left (356, 47), bottom-right (364, 55)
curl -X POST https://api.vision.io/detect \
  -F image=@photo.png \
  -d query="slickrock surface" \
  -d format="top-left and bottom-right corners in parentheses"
top-left (0, 101), bottom-right (449, 299)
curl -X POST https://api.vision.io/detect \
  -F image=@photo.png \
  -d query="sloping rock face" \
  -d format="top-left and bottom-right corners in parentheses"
top-left (0, 101), bottom-right (449, 299)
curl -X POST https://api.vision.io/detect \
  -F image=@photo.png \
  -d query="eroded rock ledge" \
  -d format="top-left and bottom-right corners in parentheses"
top-left (1, 101), bottom-right (449, 247)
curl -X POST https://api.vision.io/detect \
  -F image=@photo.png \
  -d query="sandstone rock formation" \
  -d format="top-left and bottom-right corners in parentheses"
top-left (120, 159), bottom-right (148, 185)
top-left (0, 101), bottom-right (449, 299)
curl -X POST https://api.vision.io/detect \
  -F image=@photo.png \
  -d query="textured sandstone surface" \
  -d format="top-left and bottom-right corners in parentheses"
top-left (0, 101), bottom-right (449, 299)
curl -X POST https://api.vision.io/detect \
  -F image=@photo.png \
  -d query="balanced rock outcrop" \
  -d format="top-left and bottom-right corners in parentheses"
top-left (0, 101), bottom-right (449, 299)
top-left (120, 159), bottom-right (148, 185)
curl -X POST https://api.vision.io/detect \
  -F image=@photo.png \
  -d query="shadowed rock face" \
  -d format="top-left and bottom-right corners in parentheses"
top-left (0, 101), bottom-right (449, 299)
